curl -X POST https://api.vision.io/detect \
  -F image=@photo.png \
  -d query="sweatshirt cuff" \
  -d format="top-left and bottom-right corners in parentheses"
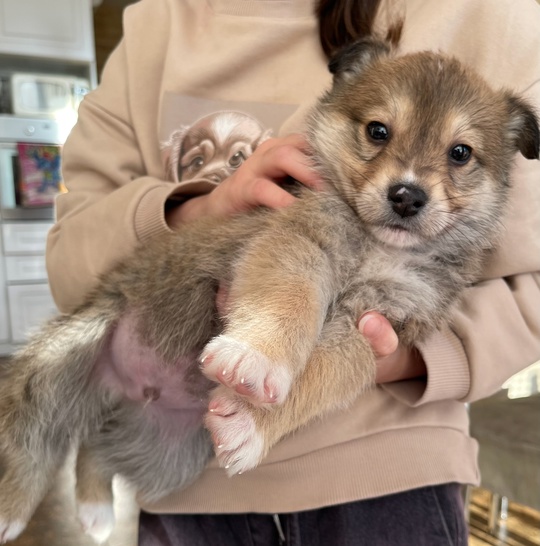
top-left (381, 326), bottom-right (470, 406)
top-left (134, 182), bottom-right (188, 242)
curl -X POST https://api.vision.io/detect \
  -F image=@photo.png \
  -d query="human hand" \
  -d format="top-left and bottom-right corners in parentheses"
top-left (167, 133), bottom-right (325, 227)
top-left (358, 312), bottom-right (427, 383)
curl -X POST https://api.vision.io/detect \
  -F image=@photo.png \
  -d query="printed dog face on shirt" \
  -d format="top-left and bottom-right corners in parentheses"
top-left (162, 111), bottom-right (272, 185)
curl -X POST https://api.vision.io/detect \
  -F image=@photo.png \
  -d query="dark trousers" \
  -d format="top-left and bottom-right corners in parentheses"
top-left (138, 483), bottom-right (468, 545)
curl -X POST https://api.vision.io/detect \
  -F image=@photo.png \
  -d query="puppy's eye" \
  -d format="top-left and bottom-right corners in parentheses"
top-left (367, 121), bottom-right (389, 141)
top-left (229, 151), bottom-right (246, 168)
top-left (189, 156), bottom-right (205, 170)
top-left (449, 144), bottom-right (472, 164)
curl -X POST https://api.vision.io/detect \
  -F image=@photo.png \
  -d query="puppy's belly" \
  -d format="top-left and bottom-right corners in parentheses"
top-left (94, 310), bottom-right (208, 422)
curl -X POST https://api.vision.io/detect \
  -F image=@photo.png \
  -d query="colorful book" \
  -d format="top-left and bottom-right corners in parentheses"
top-left (16, 143), bottom-right (64, 207)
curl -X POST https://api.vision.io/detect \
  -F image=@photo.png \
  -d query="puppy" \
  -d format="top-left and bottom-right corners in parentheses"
top-left (0, 37), bottom-right (538, 544)
top-left (162, 111), bottom-right (272, 184)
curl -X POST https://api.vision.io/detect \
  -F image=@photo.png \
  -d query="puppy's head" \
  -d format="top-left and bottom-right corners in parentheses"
top-left (309, 39), bottom-right (539, 251)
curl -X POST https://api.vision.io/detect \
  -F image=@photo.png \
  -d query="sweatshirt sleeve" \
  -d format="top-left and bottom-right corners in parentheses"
top-left (46, 2), bottom-right (184, 314)
top-left (382, 82), bottom-right (540, 405)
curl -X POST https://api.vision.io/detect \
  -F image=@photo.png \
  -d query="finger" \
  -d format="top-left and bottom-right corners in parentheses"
top-left (258, 146), bottom-right (324, 190)
top-left (280, 133), bottom-right (312, 152)
top-left (247, 178), bottom-right (297, 209)
top-left (358, 312), bottom-right (399, 358)
top-left (256, 133), bottom-right (310, 154)
top-left (251, 135), bottom-right (324, 190)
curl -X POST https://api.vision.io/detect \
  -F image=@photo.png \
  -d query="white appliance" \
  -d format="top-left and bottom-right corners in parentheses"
top-left (0, 116), bottom-right (60, 351)
top-left (0, 72), bottom-right (89, 118)
top-left (0, 115), bottom-right (64, 220)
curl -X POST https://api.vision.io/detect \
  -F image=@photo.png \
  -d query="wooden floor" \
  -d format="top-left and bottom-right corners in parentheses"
top-left (468, 488), bottom-right (540, 546)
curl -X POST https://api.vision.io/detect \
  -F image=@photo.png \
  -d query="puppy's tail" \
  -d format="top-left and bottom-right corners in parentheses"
top-left (0, 302), bottom-right (120, 537)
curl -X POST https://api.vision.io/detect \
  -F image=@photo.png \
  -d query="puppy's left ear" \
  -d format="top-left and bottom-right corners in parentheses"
top-left (328, 38), bottom-right (391, 84)
top-left (506, 94), bottom-right (540, 160)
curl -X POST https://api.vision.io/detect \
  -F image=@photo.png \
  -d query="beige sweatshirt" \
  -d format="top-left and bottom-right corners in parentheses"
top-left (46, 0), bottom-right (540, 513)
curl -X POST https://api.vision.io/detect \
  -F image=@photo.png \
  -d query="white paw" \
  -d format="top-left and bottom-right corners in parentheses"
top-left (205, 387), bottom-right (266, 475)
top-left (77, 502), bottom-right (115, 544)
top-left (200, 335), bottom-right (292, 405)
top-left (0, 519), bottom-right (26, 543)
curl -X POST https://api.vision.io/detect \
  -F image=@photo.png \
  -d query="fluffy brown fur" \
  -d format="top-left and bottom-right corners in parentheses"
top-left (0, 38), bottom-right (538, 543)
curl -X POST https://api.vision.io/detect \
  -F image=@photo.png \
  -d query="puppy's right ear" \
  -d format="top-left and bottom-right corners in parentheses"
top-left (328, 38), bottom-right (391, 84)
top-left (505, 94), bottom-right (540, 160)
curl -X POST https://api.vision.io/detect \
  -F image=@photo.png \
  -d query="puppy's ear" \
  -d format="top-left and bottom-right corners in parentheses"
top-left (328, 38), bottom-right (391, 83)
top-left (506, 94), bottom-right (540, 160)
top-left (161, 127), bottom-right (189, 183)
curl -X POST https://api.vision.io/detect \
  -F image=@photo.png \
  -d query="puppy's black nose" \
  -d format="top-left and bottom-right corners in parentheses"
top-left (387, 184), bottom-right (428, 218)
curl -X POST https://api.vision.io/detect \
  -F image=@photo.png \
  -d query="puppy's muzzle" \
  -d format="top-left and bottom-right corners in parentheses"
top-left (387, 183), bottom-right (428, 218)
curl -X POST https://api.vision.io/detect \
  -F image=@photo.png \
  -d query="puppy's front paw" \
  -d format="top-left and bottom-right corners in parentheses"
top-left (0, 518), bottom-right (26, 544)
top-left (77, 501), bottom-right (115, 544)
top-left (205, 387), bottom-right (267, 476)
top-left (200, 335), bottom-right (292, 405)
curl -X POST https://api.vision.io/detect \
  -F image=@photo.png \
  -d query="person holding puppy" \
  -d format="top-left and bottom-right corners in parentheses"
top-left (46, 0), bottom-right (540, 544)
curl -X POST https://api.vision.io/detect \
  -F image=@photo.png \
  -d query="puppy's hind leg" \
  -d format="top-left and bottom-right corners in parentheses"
top-left (202, 228), bottom-right (335, 406)
top-left (0, 304), bottom-right (120, 543)
top-left (91, 401), bottom-right (213, 504)
top-left (206, 308), bottom-right (376, 475)
top-left (76, 443), bottom-right (116, 544)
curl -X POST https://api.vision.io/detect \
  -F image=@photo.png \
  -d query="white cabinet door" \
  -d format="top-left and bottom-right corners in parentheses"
top-left (7, 283), bottom-right (56, 343)
top-left (0, 0), bottom-right (95, 61)
top-left (5, 255), bottom-right (47, 282)
top-left (1, 222), bottom-right (53, 253)
top-left (0, 252), bottom-right (9, 343)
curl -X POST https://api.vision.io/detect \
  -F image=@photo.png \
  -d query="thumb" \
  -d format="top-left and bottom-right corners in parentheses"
top-left (358, 312), bottom-right (399, 358)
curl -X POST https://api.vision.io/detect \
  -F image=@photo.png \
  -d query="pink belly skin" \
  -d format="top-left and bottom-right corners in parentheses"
top-left (94, 310), bottom-right (209, 429)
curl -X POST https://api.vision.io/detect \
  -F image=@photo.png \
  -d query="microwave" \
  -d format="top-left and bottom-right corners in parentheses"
top-left (0, 73), bottom-right (89, 118)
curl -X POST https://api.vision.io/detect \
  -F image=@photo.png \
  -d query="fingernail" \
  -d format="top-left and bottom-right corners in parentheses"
top-left (358, 313), bottom-right (382, 337)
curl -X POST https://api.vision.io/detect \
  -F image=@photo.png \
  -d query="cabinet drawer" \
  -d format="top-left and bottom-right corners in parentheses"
top-left (5, 255), bottom-right (48, 282)
top-left (7, 283), bottom-right (57, 342)
top-left (0, 0), bottom-right (95, 62)
top-left (0, 268), bottom-right (8, 343)
top-left (2, 222), bottom-right (53, 254)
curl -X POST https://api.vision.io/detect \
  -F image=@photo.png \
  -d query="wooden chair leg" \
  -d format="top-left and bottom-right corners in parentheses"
top-left (463, 485), bottom-right (472, 523)
top-left (488, 492), bottom-right (510, 538)
top-left (488, 492), bottom-right (501, 533)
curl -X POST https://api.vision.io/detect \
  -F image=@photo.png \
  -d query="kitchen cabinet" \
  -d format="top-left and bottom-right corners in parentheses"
top-left (0, 236), bottom-right (9, 343)
top-left (2, 221), bottom-right (53, 253)
top-left (5, 255), bottom-right (48, 282)
top-left (7, 283), bottom-right (56, 343)
top-left (0, 0), bottom-right (95, 62)
top-left (0, 221), bottom-right (56, 352)
top-left (0, 0), bottom-right (96, 354)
